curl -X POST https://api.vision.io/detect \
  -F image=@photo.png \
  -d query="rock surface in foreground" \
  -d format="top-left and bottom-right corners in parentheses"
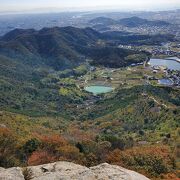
top-left (0, 161), bottom-right (150, 180)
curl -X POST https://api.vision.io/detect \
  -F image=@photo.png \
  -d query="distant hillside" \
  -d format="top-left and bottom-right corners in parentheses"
top-left (85, 47), bottom-right (149, 68)
top-left (102, 31), bottom-right (175, 45)
top-left (118, 16), bottom-right (170, 27)
top-left (89, 16), bottom-right (170, 28)
top-left (89, 17), bottom-right (116, 26)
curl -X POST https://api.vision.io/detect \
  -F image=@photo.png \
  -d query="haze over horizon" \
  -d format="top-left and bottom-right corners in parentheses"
top-left (0, 0), bottom-right (180, 14)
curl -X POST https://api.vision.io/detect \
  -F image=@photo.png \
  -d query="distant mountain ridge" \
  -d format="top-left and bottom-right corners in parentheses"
top-left (0, 26), bottom-right (101, 70)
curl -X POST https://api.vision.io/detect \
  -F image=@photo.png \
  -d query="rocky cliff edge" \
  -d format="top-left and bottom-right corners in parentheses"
top-left (0, 161), bottom-right (150, 180)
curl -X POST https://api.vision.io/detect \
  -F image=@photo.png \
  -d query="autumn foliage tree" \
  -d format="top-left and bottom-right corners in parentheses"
top-left (0, 127), bottom-right (19, 167)
top-left (27, 150), bottom-right (56, 166)
top-left (27, 134), bottom-right (82, 166)
top-left (106, 145), bottom-right (176, 177)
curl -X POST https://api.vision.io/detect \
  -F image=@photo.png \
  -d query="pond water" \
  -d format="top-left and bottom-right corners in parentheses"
top-left (85, 86), bottom-right (114, 95)
top-left (158, 79), bottom-right (173, 86)
top-left (149, 58), bottom-right (180, 71)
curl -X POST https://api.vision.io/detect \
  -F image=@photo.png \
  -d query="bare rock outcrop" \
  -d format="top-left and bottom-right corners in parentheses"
top-left (0, 161), bottom-right (150, 180)
top-left (0, 167), bottom-right (24, 180)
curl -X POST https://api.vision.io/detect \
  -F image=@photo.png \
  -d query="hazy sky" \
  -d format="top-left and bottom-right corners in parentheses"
top-left (0, 0), bottom-right (180, 12)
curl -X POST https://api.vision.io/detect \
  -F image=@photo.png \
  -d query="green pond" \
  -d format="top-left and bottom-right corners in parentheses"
top-left (85, 85), bottom-right (114, 95)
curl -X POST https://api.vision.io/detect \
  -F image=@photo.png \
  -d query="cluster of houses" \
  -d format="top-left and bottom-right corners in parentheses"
top-left (166, 70), bottom-right (180, 87)
top-left (149, 65), bottom-right (180, 87)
